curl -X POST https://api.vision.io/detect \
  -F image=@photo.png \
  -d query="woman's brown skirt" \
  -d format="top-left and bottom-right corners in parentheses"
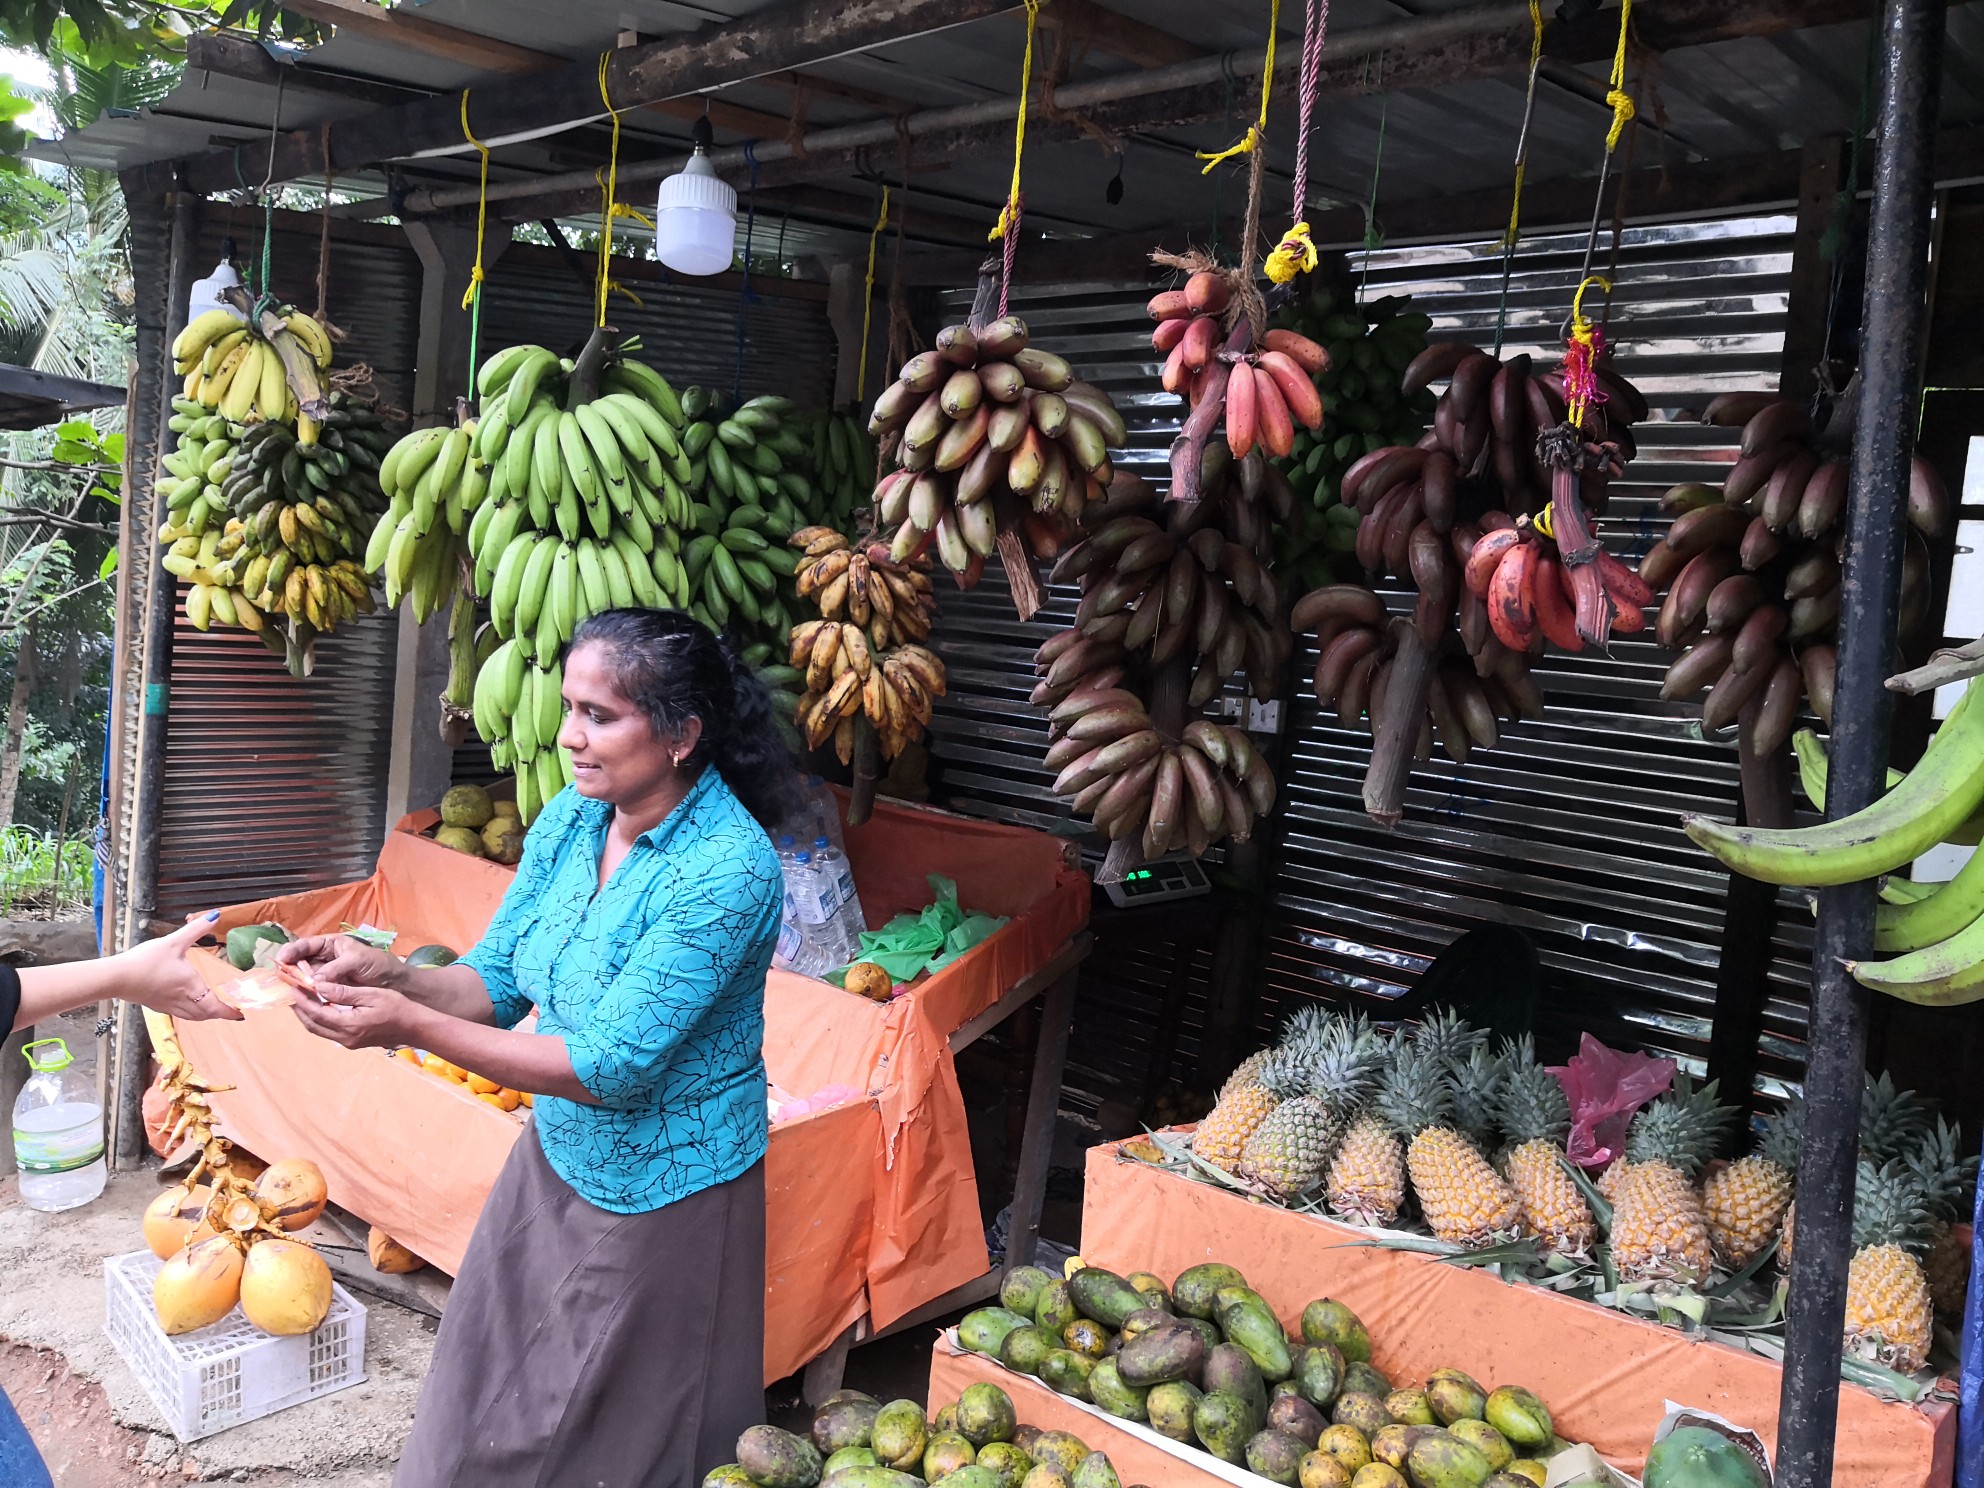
top-left (393, 1128), bottom-right (766, 1488)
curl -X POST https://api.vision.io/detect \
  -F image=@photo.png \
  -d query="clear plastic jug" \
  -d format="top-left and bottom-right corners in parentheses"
top-left (12, 1038), bottom-right (106, 1211)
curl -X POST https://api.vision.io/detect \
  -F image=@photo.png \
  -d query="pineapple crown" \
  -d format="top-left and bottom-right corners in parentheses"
top-left (1860, 1072), bottom-right (1936, 1165)
top-left (1495, 1038), bottom-right (1571, 1146)
top-left (1409, 1007), bottom-right (1486, 1069)
top-left (1375, 1042), bottom-right (1455, 1139)
top-left (1758, 1097), bottom-right (1804, 1172)
top-left (1308, 1014), bottom-right (1389, 1114)
top-left (1449, 1043), bottom-right (1507, 1147)
top-left (1256, 1035), bottom-right (1322, 1100)
top-left (1623, 1072), bottom-right (1733, 1179)
top-left (1853, 1157), bottom-right (1936, 1256)
top-left (1904, 1116), bottom-right (1977, 1222)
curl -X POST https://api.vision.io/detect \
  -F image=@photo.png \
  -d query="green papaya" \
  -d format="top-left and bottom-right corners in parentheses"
top-left (1641, 1427), bottom-right (1770, 1488)
top-left (1173, 1262), bottom-right (1248, 1319)
top-left (1191, 1389), bottom-right (1258, 1466)
top-left (1068, 1268), bottom-right (1145, 1330)
top-left (958, 1307), bottom-right (1031, 1356)
top-left (735, 1424), bottom-right (823, 1488)
top-left (1087, 1358), bottom-right (1150, 1422)
top-left (225, 922), bottom-right (290, 970)
top-left (1145, 1380), bottom-right (1202, 1442)
top-left (1000, 1265), bottom-right (1055, 1319)
top-left (1246, 1429), bottom-right (1310, 1485)
top-left (999, 1324), bottom-right (1056, 1376)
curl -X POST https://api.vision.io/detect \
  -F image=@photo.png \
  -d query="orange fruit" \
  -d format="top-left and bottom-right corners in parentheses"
top-left (492, 1088), bottom-right (521, 1112)
top-left (475, 1092), bottom-right (508, 1110)
top-left (465, 1074), bottom-right (499, 1095)
top-left (394, 1047), bottom-right (421, 1066)
top-left (518, 1092), bottom-right (533, 1107)
top-left (419, 1051), bottom-right (449, 1072)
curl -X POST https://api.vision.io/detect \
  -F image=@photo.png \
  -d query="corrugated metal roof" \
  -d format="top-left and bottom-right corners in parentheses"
top-left (41, 4), bottom-right (1984, 264)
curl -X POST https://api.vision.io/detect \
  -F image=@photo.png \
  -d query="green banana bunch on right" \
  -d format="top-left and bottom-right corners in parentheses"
top-left (1269, 286), bottom-right (1434, 596)
top-left (1688, 678), bottom-right (1984, 1006)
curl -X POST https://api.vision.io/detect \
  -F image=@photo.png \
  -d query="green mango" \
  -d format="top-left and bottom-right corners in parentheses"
top-left (999, 1324), bottom-right (1056, 1376)
top-left (1116, 1306), bottom-right (1172, 1343)
top-left (1202, 1342), bottom-right (1267, 1418)
top-left (1385, 1388), bottom-right (1436, 1427)
top-left (819, 1470), bottom-right (922, 1488)
top-left (812, 1399), bottom-right (880, 1454)
top-left (1428, 1376), bottom-right (1487, 1426)
top-left (940, 1470), bottom-right (1001, 1488)
top-left (869, 1400), bottom-right (928, 1473)
top-left (1146, 1380), bottom-right (1203, 1442)
top-left (701, 1468), bottom-right (752, 1488)
top-left (1449, 1420), bottom-right (1513, 1472)
top-left (1016, 1469), bottom-right (1070, 1488)
top-left (1330, 1391), bottom-right (1392, 1437)
top-left (1268, 1393), bottom-right (1327, 1443)
top-left (1191, 1389), bottom-right (1259, 1466)
top-left (1086, 1358), bottom-right (1150, 1422)
top-left (955, 1382), bottom-right (1017, 1447)
top-left (1641, 1427), bottom-right (1770, 1488)
top-left (1218, 1294), bottom-right (1294, 1381)
top-left (934, 1404), bottom-right (959, 1434)
top-left (1372, 1424), bottom-right (1435, 1471)
top-left (1028, 1431), bottom-right (1090, 1477)
top-left (1116, 1321), bottom-right (1208, 1387)
top-left (974, 1441), bottom-right (1033, 1488)
top-left (1000, 1265), bottom-right (1055, 1319)
top-left (1341, 1362), bottom-right (1392, 1399)
top-left (403, 942), bottom-right (458, 968)
top-left (821, 1447), bottom-right (879, 1475)
top-left (1068, 1268), bottom-right (1145, 1330)
top-left (923, 1431), bottom-right (976, 1481)
top-left (1035, 1280), bottom-right (1078, 1335)
top-left (1299, 1299), bottom-right (1371, 1362)
top-left (1294, 1343), bottom-right (1345, 1409)
top-left (958, 1307), bottom-right (1031, 1357)
top-left (1172, 1262), bottom-right (1248, 1319)
top-left (1038, 1349), bottom-right (1096, 1401)
top-left (735, 1424), bottom-right (823, 1488)
top-left (1069, 1451), bottom-right (1120, 1488)
top-left (1245, 1429), bottom-right (1310, 1485)
top-left (1482, 1387), bottom-right (1552, 1450)
top-left (1126, 1272), bottom-right (1172, 1310)
top-left (1407, 1430), bottom-right (1495, 1488)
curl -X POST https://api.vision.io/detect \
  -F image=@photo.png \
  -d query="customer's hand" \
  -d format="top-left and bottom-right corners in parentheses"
top-left (277, 934), bottom-right (404, 992)
top-left (289, 979), bottom-right (419, 1051)
top-left (123, 913), bottom-right (243, 1022)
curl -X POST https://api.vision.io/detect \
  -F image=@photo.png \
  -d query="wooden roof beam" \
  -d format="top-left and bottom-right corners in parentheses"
top-left (126, 0), bottom-right (1021, 199)
top-left (1045, 0), bottom-right (1203, 71)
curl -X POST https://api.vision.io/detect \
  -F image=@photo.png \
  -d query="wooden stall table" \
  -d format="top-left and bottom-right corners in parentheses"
top-left (1077, 1137), bottom-right (1956, 1487)
top-left (170, 795), bottom-right (1089, 1388)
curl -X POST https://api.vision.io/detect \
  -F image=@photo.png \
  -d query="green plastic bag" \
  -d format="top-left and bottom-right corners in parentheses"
top-left (828, 874), bottom-right (1008, 985)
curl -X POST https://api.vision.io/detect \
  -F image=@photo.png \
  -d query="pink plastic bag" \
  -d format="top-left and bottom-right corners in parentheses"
top-left (1550, 1033), bottom-right (1674, 1169)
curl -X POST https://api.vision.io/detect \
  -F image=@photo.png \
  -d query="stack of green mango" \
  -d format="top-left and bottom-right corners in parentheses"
top-left (700, 1379), bottom-right (1144, 1488)
top-left (954, 1262), bottom-right (1577, 1488)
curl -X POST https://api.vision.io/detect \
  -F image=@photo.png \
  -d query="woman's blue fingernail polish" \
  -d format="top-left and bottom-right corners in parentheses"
top-left (206, 910), bottom-right (220, 921)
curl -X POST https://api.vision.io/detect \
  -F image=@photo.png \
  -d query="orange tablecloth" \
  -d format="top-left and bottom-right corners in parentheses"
top-left (1080, 1140), bottom-right (1955, 1487)
top-left (172, 796), bottom-right (1087, 1382)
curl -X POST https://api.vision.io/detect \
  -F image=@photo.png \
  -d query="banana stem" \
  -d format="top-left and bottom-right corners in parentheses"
top-left (1364, 618), bottom-right (1431, 827)
top-left (848, 715), bottom-right (879, 827)
top-left (565, 325), bottom-right (618, 409)
top-left (1170, 321), bottom-right (1255, 504)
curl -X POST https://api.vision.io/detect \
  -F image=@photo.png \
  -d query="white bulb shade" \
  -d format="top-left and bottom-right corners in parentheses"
top-left (187, 259), bottom-right (244, 323)
top-left (655, 153), bottom-right (738, 277)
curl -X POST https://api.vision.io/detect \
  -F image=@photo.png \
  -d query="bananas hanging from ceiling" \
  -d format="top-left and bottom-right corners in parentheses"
top-left (798, 404), bottom-right (877, 526)
top-left (173, 305), bottom-right (336, 440)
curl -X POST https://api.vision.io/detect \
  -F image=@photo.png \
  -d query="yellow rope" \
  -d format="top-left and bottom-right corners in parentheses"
top-left (1264, 222), bottom-right (1316, 285)
top-left (1198, 0), bottom-right (1281, 175)
top-left (596, 55), bottom-right (625, 326)
top-left (1502, 0), bottom-right (1544, 250)
top-left (857, 186), bottom-right (890, 400)
top-left (990, 0), bottom-right (1042, 241)
top-left (1565, 273), bottom-right (1612, 426)
top-left (1604, 0), bottom-right (1635, 153)
top-left (459, 91), bottom-right (491, 312)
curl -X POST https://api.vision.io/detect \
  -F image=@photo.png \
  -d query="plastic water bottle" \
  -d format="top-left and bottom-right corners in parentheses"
top-left (12, 1038), bottom-right (106, 1212)
top-left (812, 836), bottom-right (867, 957)
top-left (772, 837), bottom-right (814, 975)
top-left (803, 775), bottom-right (847, 856)
top-left (792, 850), bottom-right (858, 972)
top-left (773, 837), bottom-right (837, 976)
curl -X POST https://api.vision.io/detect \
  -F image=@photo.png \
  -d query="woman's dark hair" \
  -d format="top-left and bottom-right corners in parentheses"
top-left (566, 608), bottom-right (800, 832)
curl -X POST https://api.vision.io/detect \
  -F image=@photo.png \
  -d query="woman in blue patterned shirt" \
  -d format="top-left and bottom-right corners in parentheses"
top-left (280, 609), bottom-right (791, 1487)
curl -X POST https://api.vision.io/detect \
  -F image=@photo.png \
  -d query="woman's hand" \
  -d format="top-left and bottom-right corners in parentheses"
top-left (289, 979), bottom-right (423, 1051)
top-left (276, 934), bottom-right (404, 992)
top-left (120, 913), bottom-right (244, 1022)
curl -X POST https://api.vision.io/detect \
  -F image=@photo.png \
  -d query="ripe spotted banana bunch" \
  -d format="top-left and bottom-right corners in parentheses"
top-left (1043, 693), bottom-right (1274, 857)
top-left (1270, 285), bottom-right (1434, 595)
top-left (1294, 583), bottom-right (1543, 766)
top-left (868, 317), bottom-right (1126, 581)
top-left (157, 393), bottom-right (393, 676)
top-left (1047, 468), bottom-right (1291, 709)
top-left (173, 306), bottom-right (335, 437)
top-left (1639, 392), bottom-right (1948, 753)
top-left (784, 526), bottom-right (945, 765)
top-left (1148, 271), bottom-right (1328, 461)
top-left (676, 385), bottom-right (821, 649)
top-left (798, 404), bottom-right (877, 525)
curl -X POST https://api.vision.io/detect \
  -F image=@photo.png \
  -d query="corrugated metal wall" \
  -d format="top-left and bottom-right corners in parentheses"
top-left (480, 254), bottom-right (836, 409)
top-left (1269, 214), bottom-right (1803, 1082)
top-left (153, 214), bottom-right (421, 916)
top-left (921, 216), bottom-right (1806, 1100)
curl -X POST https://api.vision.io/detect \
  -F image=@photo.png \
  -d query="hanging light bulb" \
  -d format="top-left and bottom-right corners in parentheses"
top-left (187, 235), bottom-right (244, 323)
top-left (655, 116), bottom-right (738, 277)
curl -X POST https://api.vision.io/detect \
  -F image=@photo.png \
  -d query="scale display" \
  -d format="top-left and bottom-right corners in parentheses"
top-left (1103, 855), bottom-right (1213, 907)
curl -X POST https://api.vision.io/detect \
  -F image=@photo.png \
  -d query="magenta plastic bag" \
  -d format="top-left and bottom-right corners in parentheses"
top-left (1549, 1033), bottom-right (1675, 1169)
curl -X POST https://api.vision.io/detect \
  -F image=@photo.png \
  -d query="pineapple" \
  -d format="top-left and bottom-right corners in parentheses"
top-left (1383, 1041), bottom-right (1520, 1247)
top-left (1779, 1200), bottom-right (1796, 1271)
top-left (1596, 1161), bottom-right (1631, 1203)
top-left (1703, 1099), bottom-right (1801, 1269)
top-left (1239, 1015), bottom-right (1387, 1201)
top-left (1844, 1157), bottom-right (1936, 1373)
top-left (1496, 1038), bottom-right (1595, 1256)
top-left (1609, 1074), bottom-right (1732, 1283)
top-left (1193, 1006), bottom-right (1327, 1172)
top-left (1328, 1111), bottom-right (1405, 1228)
top-left (1861, 1072), bottom-right (1935, 1163)
top-left (1906, 1117), bottom-right (1977, 1318)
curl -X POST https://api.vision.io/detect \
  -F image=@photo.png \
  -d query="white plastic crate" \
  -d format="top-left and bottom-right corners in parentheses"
top-left (103, 1249), bottom-right (366, 1441)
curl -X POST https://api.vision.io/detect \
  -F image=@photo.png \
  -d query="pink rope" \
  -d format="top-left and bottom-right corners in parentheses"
top-left (1291, 0), bottom-right (1328, 219)
top-left (998, 194), bottom-right (1024, 318)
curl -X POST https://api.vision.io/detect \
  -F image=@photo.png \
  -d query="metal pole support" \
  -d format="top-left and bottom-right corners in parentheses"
top-left (1774, 3), bottom-right (1945, 1482)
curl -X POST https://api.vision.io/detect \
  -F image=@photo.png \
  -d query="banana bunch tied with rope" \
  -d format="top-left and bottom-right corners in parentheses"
top-left (798, 404), bottom-right (877, 525)
top-left (867, 316), bottom-right (1126, 585)
top-left (158, 393), bottom-right (393, 672)
top-left (172, 304), bottom-right (336, 439)
top-left (782, 525), bottom-right (945, 765)
top-left (674, 384), bottom-right (818, 655)
top-left (1683, 677), bottom-right (1984, 1008)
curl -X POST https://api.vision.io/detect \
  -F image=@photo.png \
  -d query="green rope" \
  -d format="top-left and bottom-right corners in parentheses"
top-left (1360, 92), bottom-right (1388, 295)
